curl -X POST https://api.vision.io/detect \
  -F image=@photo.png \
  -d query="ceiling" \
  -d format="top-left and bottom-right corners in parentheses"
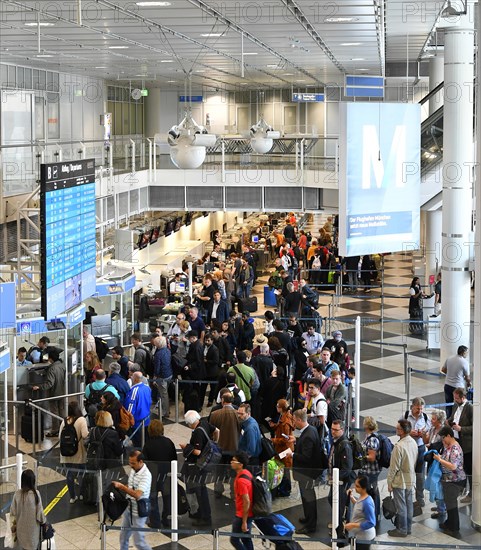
top-left (0, 0), bottom-right (446, 91)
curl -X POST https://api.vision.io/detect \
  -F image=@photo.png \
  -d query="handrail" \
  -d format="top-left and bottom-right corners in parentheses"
top-left (419, 81), bottom-right (444, 106)
top-left (0, 136), bottom-right (144, 151)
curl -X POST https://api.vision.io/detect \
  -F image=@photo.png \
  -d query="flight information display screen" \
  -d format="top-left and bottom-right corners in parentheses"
top-left (40, 159), bottom-right (97, 320)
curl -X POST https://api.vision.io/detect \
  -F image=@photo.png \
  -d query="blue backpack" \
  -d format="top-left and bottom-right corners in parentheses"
top-left (254, 513), bottom-right (295, 540)
top-left (369, 433), bottom-right (394, 469)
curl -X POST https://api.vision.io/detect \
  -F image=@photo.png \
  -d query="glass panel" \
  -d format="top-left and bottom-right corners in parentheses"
top-left (0, 64), bottom-right (7, 87)
top-left (17, 66), bottom-right (25, 88)
top-left (38, 69), bottom-right (46, 91)
top-left (123, 290), bottom-right (133, 344)
top-left (24, 67), bottom-right (32, 89)
top-left (34, 95), bottom-right (45, 140)
top-left (114, 103), bottom-right (122, 134)
top-left (47, 96), bottom-right (60, 139)
top-left (7, 65), bottom-right (16, 87)
top-left (1, 91), bottom-right (33, 144)
top-left (122, 103), bottom-right (129, 135)
top-left (32, 69), bottom-right (39, 89)
top-left (130, 103), bottom-right (136, 134)
top-left (136, 103), bottom-right (143, 134)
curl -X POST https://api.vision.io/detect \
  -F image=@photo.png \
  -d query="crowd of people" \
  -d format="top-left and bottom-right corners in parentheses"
top-left (9, 214), bottom-right (474, 550)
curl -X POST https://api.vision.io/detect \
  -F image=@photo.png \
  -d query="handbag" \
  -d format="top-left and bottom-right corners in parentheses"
top-left (382, 494), bottom-right (397, 523)
top-left (42, 522), bottom-right (55, 540)
top-left (136, 498), bottom-right (151, 518)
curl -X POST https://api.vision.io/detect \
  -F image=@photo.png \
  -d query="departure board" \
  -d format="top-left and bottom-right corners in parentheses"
top-left (40, 159), bottom-right (97, 320)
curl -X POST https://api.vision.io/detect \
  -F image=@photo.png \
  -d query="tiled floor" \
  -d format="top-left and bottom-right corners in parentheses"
top-left (1, 213), bottom-right (479, 549)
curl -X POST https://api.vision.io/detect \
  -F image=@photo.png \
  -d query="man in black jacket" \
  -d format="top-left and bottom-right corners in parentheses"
top-left (183, 331), bottom-right (206, 412)
top-left (328, 419), bottom-right (354, 528)
top-left (285, 408), bottom-right (322, 534)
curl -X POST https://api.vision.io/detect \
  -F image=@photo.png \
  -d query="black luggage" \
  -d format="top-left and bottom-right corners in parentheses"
top-left (81, 472), bottom-right (98, 505)
top-left (21, 409), bottom-right (44, 443)
top-left (239, 296), bottom-right (258, 313)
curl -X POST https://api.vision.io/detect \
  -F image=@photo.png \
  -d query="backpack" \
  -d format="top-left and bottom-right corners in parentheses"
top-left (140, 345), bottom-right (154, 377)
top-left (268, 273), bottom-right (283, 290)
top-left (254, 513), bottom-right (295, 541)
top-left (311, 256), bottom-right (321, 270)
top-left (259, 435), bottom-right (276, 463)
top-left (404, 410), bottom-right (428, 424)
top-left (86, 383), bottom-right (112, 406)
top-left (102, 483), bottom-right (128, 523)
top-left (86, 428), bottom-right (108, 469)
top-left (240, 472), bottom-right (272, 517)
top-left (94, 337), bottom-right (110, 361)
top-left (348, 433), bottom-right (365, 470)
top-left (118, 406), bottom-right (135, 432)
top-left (266, 459), bottom-right (285, 490)
top-left (368, 433), bottom-right (394, 469)
top-left (60, 419), bottom-right (79, 457)
top-left (195, 426), bottom-right (222, 472)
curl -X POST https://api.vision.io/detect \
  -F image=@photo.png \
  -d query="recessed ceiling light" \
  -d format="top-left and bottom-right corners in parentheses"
top-left (201, 33), bottom-right (222, 37)
top-left (357, 68), bottom-right (369, 71)
top-left (240, 82), bottom-right (248, 85)
top-left (296, 79), bottom-right (306, 82)
top-left (283, 73), bottom-right (294, 76)
top-left (109, 46), bottom-right (129, 49)
top-left (160, 59), bottom-right (173, 63)
top-left (24, 22), bottom-right (54, 27)
top-left (341, 42), bottom-right (362, 46)
top-left (194, 69), bottom-right (205, 73)
top-left (167, 80), bottom-right (176, 83)
top-left (267, 64), bottom-right (278, 68)
top-left (36, 54), bottom-right (53, 58)
top-left (351, 57), bottom-right (365, 61)
top-left (325, 17), bottom-right (358, 23)
top-left (237, 52), bottom-right (258, 55)
top-left (136, 1), bottom-right (171, 6)
top-left (95, 66), bottom-right (106, 69)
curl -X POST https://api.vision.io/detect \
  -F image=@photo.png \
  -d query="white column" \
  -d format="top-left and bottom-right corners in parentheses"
top-left (440, 21), bottom-right (474, 369)
top-left (471, 0), bottom-right (481, 531)
top-left (425, 209), bottom-right (442, 280)
top-left (428, 54), bottom-right (444, 115)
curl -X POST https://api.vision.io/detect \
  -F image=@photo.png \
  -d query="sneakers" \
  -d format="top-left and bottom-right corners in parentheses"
top-left (69, 496), bottom-right (78, 504)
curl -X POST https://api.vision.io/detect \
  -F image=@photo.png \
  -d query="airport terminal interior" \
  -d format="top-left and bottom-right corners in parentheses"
top-left (0, 1), bottom-right (480, 549)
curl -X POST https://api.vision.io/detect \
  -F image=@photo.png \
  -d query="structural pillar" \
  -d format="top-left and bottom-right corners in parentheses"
top-left (425, 209), bottom-right (442, 280)
top-left (428, 54), bottom-right (444, 115)
top-left (439, 20), bottom-right (474, 368)
top-left (471, 0), bottom-right (481, 532)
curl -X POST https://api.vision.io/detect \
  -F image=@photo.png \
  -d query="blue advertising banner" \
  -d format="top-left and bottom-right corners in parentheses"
top-left (339, 103), bottom-right (421, 256)
top-left (0, 282), bottom-right (16, 329)
top-left (0, 348), bottom-right (10, 374)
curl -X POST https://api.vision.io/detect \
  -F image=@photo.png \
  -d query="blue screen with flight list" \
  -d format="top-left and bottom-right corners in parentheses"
top-left (40, 159), bottom-right (97, 320)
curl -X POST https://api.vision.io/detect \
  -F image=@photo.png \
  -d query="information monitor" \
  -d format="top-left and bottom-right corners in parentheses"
top-left (40, 159), bottom-right (97, 320)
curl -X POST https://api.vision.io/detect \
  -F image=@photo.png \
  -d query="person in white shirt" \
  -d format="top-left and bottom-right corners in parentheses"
top-left (301, 325), bottom-right (324, 355)
top-left (113, 450), bottom-right (152, 550)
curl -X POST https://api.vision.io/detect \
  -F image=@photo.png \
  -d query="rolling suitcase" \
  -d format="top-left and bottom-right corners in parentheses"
top-left (239, 296), bottom-right (258, 313)
top-left (254, 513), bottom-right (301, 549)
top-left (21, 407), bottom-right (44, 443)
top-left (264, 286), bottom-right (277, 307)
top-left (81, 472), bottom-right (98, 505)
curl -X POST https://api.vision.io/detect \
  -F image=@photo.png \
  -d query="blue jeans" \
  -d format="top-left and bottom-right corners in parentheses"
top-left (393, 487), bottom-right (414, 535)
top-left (119, 509), bottom-right (152, 550)
top-left (64, 463), bottom-right (85, 499)
top-left (230, 516), bottom-right (254, 550)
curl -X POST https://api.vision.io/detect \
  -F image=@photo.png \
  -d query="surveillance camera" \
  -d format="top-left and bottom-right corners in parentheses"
top-left (216, 88), bottom-right (219, 92)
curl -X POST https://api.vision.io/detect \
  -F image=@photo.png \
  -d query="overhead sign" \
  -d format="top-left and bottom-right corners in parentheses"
top-left (345, 75), bottom-right (384, 98)
top-left (0, 282), bottom-right (16, 329)
top-left (292, 93), bottom-right (324, 102)
top-left (96, 274), bottom-right (136, 296)
top-left (67, 304), bottom-right (86, 328)
top-left (179, 95), bottom-right (203, 102)
top-left (16, 315), bottom-right (67, 335)
top-left (338, 103), bottom-right (421, 256)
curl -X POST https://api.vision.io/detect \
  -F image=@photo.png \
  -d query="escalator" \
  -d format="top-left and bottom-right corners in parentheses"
top-left (419, 82), bottom-right (444, 177)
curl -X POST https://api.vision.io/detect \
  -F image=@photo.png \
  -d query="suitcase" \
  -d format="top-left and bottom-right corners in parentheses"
top-left (239, 296), bottom-right (258, 313)
top-left (21, 409), bottom-right (44, 443)
top-left (254, 513), bottom-right (299, 549)
top-left (81, 472), bottom-right (98, 505)
top-left (264, 286), bottom-right (277, 307)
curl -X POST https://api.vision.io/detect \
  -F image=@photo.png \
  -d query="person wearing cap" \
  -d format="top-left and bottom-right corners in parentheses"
top-left (251, 334), bottom-right (268, 358)
top-left (32, 349), bottom-right (66, 436)
top-left (107, 361), bottom-right (131, 402)
top-left (323, 331), bottom-right (349, 355)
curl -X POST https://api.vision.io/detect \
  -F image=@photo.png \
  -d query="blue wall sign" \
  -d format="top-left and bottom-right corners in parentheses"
top-left (292, 93), bottom-right (324, 102)
top-left (0, 348), bottom-right (10, 374)
top-left (179, 96), bottom-right (203, 102)
top-left (0, 282), bottom-right (16, 329)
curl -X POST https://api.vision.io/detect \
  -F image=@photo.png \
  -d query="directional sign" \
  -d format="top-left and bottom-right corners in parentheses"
top-left (292, 93), bottom-right (325, 102)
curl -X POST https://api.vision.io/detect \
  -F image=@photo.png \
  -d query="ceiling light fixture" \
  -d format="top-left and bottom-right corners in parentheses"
top-left (201, 33), bottom-right (222, 37)
top-left (325, 17), bottom-right (358, 23)
top-left (36, 54), bottom-right (53, 58)
top-left (25, 22), bottom-right (54, 27)
top-left (283, 73), bottom-right (294, 76)
top-left (160, 59), bottom-right (173, 63)
top-left (267, 64), bottom-right (278, 68)
top-left (441, 0), bottom-right (467, 17)
top-left (296, 79), bottom-right (306, 82)
top-left (109, 45), bottom-right (129, 49)
top-left (341, 42), bottom-right (361, 46)
top-left (357, 68), bottom-right (369, 71)
top-left (351, 57), bottom-right (365, 61)
top-left (95, 66), bottom-right (107, 69)
top-left (167, 80), bottom-right (176, 82)
top-left (237, 52), bottom-right (258, 55)
top-left (136, 1), bottom-right (171, 6)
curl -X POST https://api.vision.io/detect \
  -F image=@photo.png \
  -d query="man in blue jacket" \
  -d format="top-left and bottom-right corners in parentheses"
top-left (124, 371), bottom-right (152, 447)
top-left (237, 403), bottom-right (262, 466)
top-left (107, 362), bottom-right (130, 402)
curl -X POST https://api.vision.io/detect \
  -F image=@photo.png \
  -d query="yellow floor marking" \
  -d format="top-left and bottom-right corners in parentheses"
top-left (43, 484), bottom-right (68, 515)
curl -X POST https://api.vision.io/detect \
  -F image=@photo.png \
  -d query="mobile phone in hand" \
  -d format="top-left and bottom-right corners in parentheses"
top-left (281, 433), bottom-right (289, 439)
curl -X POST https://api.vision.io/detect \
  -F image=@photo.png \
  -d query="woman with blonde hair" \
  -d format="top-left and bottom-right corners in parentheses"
top-left (87, 410), bottom-right (123, 469)
top-left (85, 350), bottom-right (102, 383)
top-left (269, 399), bottom-right (294, 497)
